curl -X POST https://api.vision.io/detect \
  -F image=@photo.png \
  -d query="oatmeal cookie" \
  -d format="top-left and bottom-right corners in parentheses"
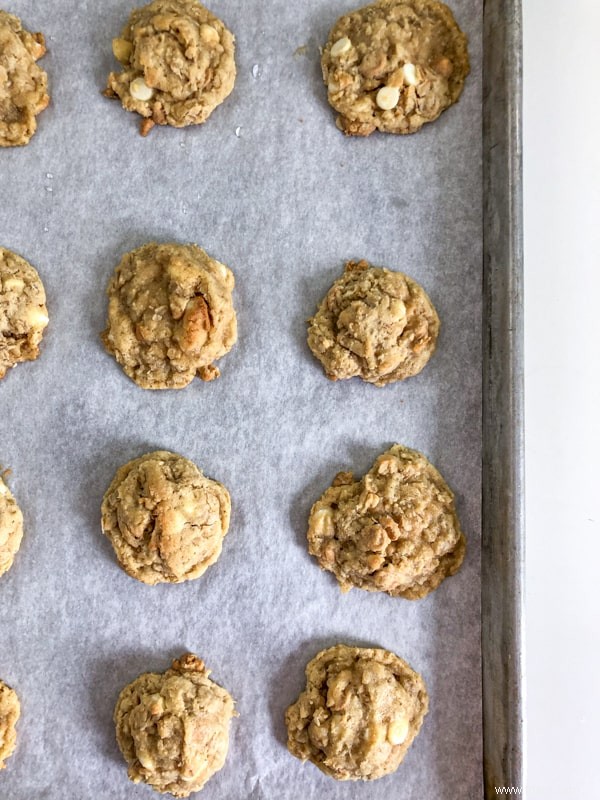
top-left (308, 445), bottom-right (465, 599)
top-left (101, 242), bottom-right (237, 389)
top-left (0, 679), bottom-right (20, 770)
top-left (321, 0), bottom-right (469, 136)
top-left (0, 474), bottom-right (23, 578)
top-left (101, 450), bottom-right (231, 585)
top-left (0, 248), bottom-right (49, 380)
top-left (307, 260), bottom-right (439, 386)
top-left (285, 644), bottom-right (428, 781)
top-left (104, 0), bottom-right (236, 135)
top-left (0, 10), bottom-right (49, 146)
top-left (115, 653), bottom-right (236, 796)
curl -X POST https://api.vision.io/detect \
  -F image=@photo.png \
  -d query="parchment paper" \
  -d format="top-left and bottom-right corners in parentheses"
top-left (0, 0), bottom-right (483, 797)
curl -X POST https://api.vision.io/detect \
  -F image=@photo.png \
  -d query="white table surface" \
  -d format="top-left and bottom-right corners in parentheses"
top-left (524, 1), bottom-right (600, 797)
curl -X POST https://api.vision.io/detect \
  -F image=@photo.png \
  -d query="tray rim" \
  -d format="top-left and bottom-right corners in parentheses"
top-left (482, 0), bottom-right (524, 796)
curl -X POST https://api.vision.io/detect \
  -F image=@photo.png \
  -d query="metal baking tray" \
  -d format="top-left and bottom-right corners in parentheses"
top-left (482, 0), bottom-right (524, 794)
top-left (0, 0), bottom-right (523, 796)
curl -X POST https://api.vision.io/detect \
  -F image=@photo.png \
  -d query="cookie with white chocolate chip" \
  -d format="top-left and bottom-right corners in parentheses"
top-left (104, 0), bottom-right (236, 135)
top-left (307, 260), bottom-right (439, 386)
top-left (307, 445), bottom-right (465, 599)
top-left (0, 679), bottom-right (20, 770)
top-left (102, 242), bottom-right (237, 389)
top-left (321, 0), bottom-right (469, 136)
top-left (285, 644), bottom-right (428, 781)
top-left (0, 10), bottom-right (49, 147)
top-left (101, 450), bottom-right (231, 585)
top-left (0, 247), bottom-right (49, 379)
top-left (0, 473), bottom-right (24, 579)
top-left (114, 653), bottom-right (236, 796)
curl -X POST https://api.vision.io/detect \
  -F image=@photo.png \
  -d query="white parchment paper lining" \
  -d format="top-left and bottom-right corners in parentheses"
top-left (0, 1), bottom-right (483, 797)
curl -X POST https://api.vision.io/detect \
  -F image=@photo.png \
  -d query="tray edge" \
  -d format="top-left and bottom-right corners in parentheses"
top-left (482, 0), bottom-right (525, 796)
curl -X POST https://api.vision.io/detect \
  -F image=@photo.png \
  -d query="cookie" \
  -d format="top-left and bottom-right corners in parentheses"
top-left (0, 11), bottom-right (49, 147)
top-left (0, 679), bottom-right (20, 770)
top-left (0, 474), bottom-right (24, 579)
top-left (321, 0), bottom-right (469, 136)
top-left (101, 450), bottom-right (231, 585)
top-left (307, 445), bottom-right (465, 599)
top-left (102, 242), bottom-right (237, 389)
top-left (307, 260), bottom-right (439, 386)
top-left (115, 653), bottom-right (236, 796)
top-left (285, 644), bottom-right (428, 781)
top-left (104, 0), bottom-right (236, 136)
top-left (0, 248), bottom-right (49, 379)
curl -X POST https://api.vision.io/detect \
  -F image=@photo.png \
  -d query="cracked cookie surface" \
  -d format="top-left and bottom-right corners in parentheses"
top-left (307, 260), bottom-right (439, 386)
top-left (0, 10), bottom-right (49, 146)
top-left (321, 0), bottom-right (469, 136)
top-left (101, 450), bottom-right (231, 585)
top-left (0, 248), bottom-right (49, 380)
top-left (105, 0), bottom-right (236, 135)
top-left (115, 653), bottom-right (236, 796)
top-left (285, 644), bottom-right (428, 781)
top-left (102, 242), bottom-right (237, 389)
top-left (0, 679), bottom-right (20, 770)
top-left (0, 474), bottom-right (23, 578)
top-left (308, 445), bottom-right (465, 599)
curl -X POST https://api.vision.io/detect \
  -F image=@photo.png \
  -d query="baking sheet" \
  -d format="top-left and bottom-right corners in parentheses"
top-left (0, 0), bottom-right (483, 797)
top-left (482, 0), bottom-right (524, 793)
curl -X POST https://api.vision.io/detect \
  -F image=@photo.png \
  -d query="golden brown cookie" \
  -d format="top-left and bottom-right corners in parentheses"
top-left (0, 10), bottom-right (49, 146)
top-left (101, 450), bottom-right (231, 585)
top-left (285, 644), bottom-right (428, 781)
top-left (0, 679), bottom-right (20, 770)
top-left (0, 473), bottom-right (24, 579)
top-left (101, 242), bottom-right (237, 389)
top-left (0, 247), bottom-right (49, 380)
top-left (321, 0), bottom-right (469, 136)
top-left (307, 260), bottom-right (439, 386)
top-left (115, 653), bottom-right (236, 796)
top-left (105, 0), bottom-right (236, 136)
top-left (308, 445), bottom-right (465, 599)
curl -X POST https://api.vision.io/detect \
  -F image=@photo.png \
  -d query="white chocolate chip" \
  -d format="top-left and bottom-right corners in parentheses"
top-left (182, 500), bottom-right (198, 517)
top-left (148, 694), bottom-right (165, 717)
top-left (376, 86), bottom-right (400, 110)
top-left (112, 37), bottom-right (132, 63)
top-left (138, 752), bottom-right (157, 770)
top-left (147, 694), bottom-right (165, 717)
top-left (129, 77), bottom-right (155, 102)
top-left (310, 508), bottom-right (335, 537)
top-left (200, 23), bottom-right (219, 44)
top-left (390, 298), bottom-right (407, 319)
top-left (169, 509), bottom-right (188, 532)
top-left (0, 481), bottom-right (7, 496)
top-left (215, 261), bottom-right (230, 280)
top-left (3, 277), bottom-right (25, 292)
top-left (402, 62), bottom-right (418, 86)
top-left (330, 37), bottom-right (351, 57)
top-left (26, 307), bottom-right (49, 328)
top-left (387, 715), bottom-right (410, 745)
